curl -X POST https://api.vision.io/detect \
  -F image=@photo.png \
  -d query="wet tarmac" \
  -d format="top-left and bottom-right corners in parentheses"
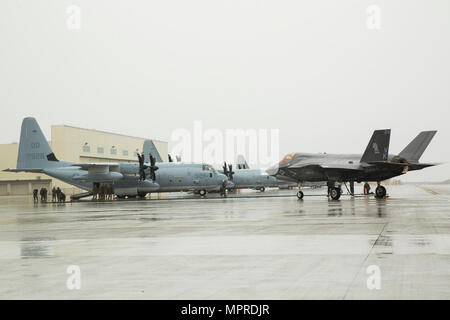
top-left (0, 184), bottom-right (449, 299)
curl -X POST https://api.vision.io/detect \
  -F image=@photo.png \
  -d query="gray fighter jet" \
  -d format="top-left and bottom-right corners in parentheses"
top-left (4, 118), bottom-right (230, 198)
top-left (267, 129), bottom-right (437, 200)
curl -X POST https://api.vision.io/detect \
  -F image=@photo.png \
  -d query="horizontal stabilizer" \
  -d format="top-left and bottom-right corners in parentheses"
top-left (360, 129), bottom-right (390, 163)
top-left (399, 131), bottom-right (437, 162)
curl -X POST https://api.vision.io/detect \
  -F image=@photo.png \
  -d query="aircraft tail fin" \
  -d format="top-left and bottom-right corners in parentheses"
top-left (142, 140), bottom-right (163, 163)
top-left (236, 154), bottom-right (250, 169)
top-left (17, 117), bottom-right (59, 170)
top-left (360, 129), bottom-right (391, 163)
top-left (398, 131), bottom-right (437, 162)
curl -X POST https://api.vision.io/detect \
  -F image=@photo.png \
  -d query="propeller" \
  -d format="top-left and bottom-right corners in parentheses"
top-left (168, 154), bottom-right (173, 162)
top-left (149, 154), bottom-right (159, 181)
top-left (137, 153), bottom-right (148, 180)
top-left (223, 162), bottom-right (229, 176)
top-left (222, 162), bottom-right (234, 180)
top-left (228, 164), bottom-right (235, 180)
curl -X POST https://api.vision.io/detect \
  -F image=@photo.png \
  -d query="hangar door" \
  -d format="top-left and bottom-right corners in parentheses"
top-left (0, 180), bottom-right (52, 195)
top-left (10, 183), bottom-right (30, 195)
top-left (0, 184), bottom-right (7, 196)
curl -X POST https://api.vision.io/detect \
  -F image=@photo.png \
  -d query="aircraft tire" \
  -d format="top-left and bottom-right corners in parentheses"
top-left (330, 187), bottom-right (341, 200)
top-left (260, 187), bottom-right (265, 192)
top-left (297, 190), bottom-right (304, 200)
top-left (138, 192), bottom-right (147, 198)
top-left (375, 186), bottom-right (386, 199)
top-left (199, 189), bottom-right (207, 197)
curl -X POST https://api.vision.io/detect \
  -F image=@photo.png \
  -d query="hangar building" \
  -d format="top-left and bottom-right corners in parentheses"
top-left (0, 124), bottom-right (168, 196)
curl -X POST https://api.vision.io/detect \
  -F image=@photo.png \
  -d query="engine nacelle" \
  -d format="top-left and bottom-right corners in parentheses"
top-left (72, 172), bottom-right (124, 182)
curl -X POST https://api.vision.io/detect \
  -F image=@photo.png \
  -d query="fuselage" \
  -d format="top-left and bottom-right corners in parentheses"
top-left (268, 152), bottom-right (410, 183)
top-left (41, 161), bottom-right (229, 196)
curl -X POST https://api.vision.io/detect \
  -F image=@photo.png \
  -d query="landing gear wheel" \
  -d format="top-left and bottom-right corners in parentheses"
top-left (375, 186), bottom-right (386, 199)
top-left (199, 189), bottom-right (207, 197)
top-left (138, 192), bottom-right (147, 198)
top-left (330, 187), bottom-right (341, 200)
top-left (297, 190), bottom-right (304, 200)
top-left (260, 187), bottom-right (265, 192)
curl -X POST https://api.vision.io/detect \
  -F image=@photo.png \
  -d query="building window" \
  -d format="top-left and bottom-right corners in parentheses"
top-left (97, 147), bottom-right (104, 154)
top-left (123, 150), bottom-right (128, 156)
top-left (110, 148), bottom-right (117, 155)
top-left (82, 145), bottom-right (90, 152)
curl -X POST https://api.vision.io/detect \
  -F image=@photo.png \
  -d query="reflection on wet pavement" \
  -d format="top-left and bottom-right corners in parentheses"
top-left (0, 184), bottom-right (449, 299)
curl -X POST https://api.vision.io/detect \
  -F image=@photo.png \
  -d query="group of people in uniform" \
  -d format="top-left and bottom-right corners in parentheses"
top-left (92, 183), bottom-right (114, 201)
top-left (33, 186), bottom-right (65, 203)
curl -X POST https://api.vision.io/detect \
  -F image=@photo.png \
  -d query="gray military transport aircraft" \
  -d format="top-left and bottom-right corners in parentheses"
top-left (220, 155), bottom-right (297, 192)
top-left (4, 117), bottom-right (231, 199)
top-left (267, 129), bottom-right (437, 200)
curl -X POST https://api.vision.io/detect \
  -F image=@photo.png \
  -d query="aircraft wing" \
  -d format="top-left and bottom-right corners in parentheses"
top-left (280, 163), bottom-right (362, 182)
top-left (289, 163), bottom-right (361, 171)
top-left (71, 162), bottom-right (121, 170)
top-left (3, 168), bottom-right (44, 173)
top-left (367, 161), bottom-right (438, 171)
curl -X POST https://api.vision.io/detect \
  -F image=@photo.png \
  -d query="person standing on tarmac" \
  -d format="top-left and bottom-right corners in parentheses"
top-left (363, 182), bottom-right (371, 195)
top-left (52, 186), bottom-right (57, 202)
top-left (39, 188), bottom-right (45, 202)
top-left (33, 189), bottom-right (39, 203)
top-left (43, 188), bottom-right (48, 202)
top-left (56, 187), bottom-right (62, 202)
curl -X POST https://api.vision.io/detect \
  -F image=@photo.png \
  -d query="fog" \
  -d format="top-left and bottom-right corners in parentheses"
top-left (1, 1), bottom-right (449, 181)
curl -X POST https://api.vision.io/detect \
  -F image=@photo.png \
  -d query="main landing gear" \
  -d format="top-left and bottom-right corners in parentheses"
top-left (375, 182), bottom-right (387, 199)
top-left (327, 181), bottom-right (341, 200)
top-left (329, 187), bottom-right (341, 200)
top-left (296, 182), bottom-right (342, 200)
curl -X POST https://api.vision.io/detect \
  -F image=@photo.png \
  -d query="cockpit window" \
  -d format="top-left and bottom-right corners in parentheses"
top-left (202, 164), bottom-right (215, 172)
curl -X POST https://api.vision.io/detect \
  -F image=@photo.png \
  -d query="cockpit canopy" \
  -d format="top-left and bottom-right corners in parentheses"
top-left (280, 152), bottom-right (295, 164)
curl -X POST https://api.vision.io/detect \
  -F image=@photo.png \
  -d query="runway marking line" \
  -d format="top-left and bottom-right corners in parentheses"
top-left (418, 186), bottom-right (440, 195)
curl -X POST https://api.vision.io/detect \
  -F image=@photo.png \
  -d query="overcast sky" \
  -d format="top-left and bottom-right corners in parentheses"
top-left (1, 1), bottom-right (449, 181)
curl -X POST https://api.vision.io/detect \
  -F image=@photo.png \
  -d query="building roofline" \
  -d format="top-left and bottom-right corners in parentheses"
top-left (51, 124), bottom-right (166, 143)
